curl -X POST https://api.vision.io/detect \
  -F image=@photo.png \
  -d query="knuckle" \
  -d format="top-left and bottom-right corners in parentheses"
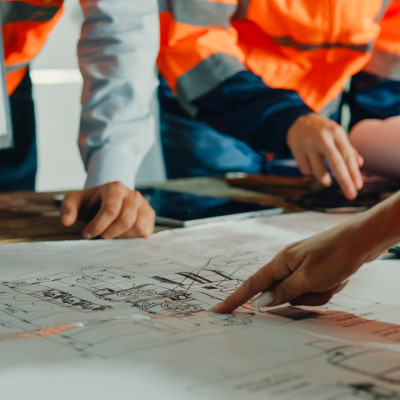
top-left (109, 181), bottom-right (126, 194)
top-left (104, 203), bottom-right (119, 218)
top-left (332, 124), bottom-right (345, 137)
top-left (315, 127), bottom-right (327, 140)
top-left (282, 242), bottom-right (298, 259)
top-left (279, 246), bottom-right (291, 261)
top-left (323, 124), bottom-right (342, 141)
top-left (342, 149), bottom-right (355, 165)
top-left (131, 191), bottom-right (142, 203)
top-left (118, 215), bottom-right (134, 230)
top-left (334, 124), bottom-right (347, 136)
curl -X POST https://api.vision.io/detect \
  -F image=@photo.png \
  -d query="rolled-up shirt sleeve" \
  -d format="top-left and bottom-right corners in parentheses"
top-left (78, 0), bottom-right (159, 189)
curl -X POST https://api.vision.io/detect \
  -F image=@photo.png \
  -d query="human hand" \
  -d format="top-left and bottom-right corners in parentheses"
top-left (287, 113), bottom-right (364, 200)
top-left (60, 181), bottom-right (155, 239)
top-left (213, 218), bottom-right (371, 313)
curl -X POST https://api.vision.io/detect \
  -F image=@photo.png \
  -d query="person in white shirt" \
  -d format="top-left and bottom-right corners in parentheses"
top-left (1, 0), bottom-right (159, 239)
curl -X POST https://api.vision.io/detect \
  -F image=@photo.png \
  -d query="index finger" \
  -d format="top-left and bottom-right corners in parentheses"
top-left (60, 191), bottom-right (83, 226)
top-left (323, 142), bottom-right (357, 200)
top-left (335, 135), bottom-right (363, 190)
top-left (214, 257), bottom-right (281, 313)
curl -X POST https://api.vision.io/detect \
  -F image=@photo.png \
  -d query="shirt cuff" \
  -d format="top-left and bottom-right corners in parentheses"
top-left (85, 146), bottom-right (141, 190)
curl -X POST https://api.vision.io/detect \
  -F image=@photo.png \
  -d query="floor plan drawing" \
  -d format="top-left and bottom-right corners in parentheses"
top-left (0, 212), bottom-right (399, 399)
top-left (309, 340), bottom-right (400, 385)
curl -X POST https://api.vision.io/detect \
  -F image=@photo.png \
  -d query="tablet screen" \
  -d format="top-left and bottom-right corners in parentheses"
top-left (141, 188), bottom-right (282, 227)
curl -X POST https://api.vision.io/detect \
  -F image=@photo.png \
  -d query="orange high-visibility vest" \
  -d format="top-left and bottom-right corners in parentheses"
top-left (158, 0), bottom-right (400, 112)
top-left (2, 0), bottom-right (64, 95)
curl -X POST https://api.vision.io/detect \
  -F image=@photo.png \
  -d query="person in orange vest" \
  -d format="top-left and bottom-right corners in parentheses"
top-left (1, 0), bottom-right (159, 239)
top-left (214, 188), bottom-right (400, 312)
top-left (157, 0), bottom-right (400, 200)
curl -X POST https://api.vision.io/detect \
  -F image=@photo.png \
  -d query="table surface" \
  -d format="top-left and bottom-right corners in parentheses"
top-left (0, 177), bottom-right (305, 243)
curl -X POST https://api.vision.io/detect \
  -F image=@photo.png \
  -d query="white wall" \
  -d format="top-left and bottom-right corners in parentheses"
top-left (31, 0), bottom-right (165, 192)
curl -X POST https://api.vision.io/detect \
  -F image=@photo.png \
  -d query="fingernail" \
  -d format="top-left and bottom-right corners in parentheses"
top-left (252, 292), bottom-right (273, 308)
top-left (335, 280), bottom-right (349, 293)
top-left (82, 232), bottom-right (92, 240)
top-left (346, 186), bottom-right (357, 199)
top-left (321, 175), bottom-right (332, 187)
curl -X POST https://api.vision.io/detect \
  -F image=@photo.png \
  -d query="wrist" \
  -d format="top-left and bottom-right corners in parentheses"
top-left (287, 112), bottom-right (315, 142)
top-left (353, 193), bottom-right (400, 263)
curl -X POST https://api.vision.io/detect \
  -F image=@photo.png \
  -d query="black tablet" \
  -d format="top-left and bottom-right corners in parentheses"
top-left (141, 188), bottom-right (282, 227)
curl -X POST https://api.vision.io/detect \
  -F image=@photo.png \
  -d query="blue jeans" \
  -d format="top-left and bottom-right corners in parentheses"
top-left (158, 77), bottom-right (313, 179)
top-left (0, 71), bottom-right (37, 191)
top-left (159, 78), bottom-right (269, 179)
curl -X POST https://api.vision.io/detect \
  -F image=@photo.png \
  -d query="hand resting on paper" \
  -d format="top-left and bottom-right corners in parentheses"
top-left (60, 181), bottom-right (155, 239)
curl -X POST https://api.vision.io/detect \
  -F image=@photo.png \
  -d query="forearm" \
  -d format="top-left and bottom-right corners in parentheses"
top-left (193, 71), bottom-right (313, 156)
top-left (214, 190), bottom-right (400, 313)
top-left (344, 191), bottom-right (400, 264)
top-left (78, 0), bottom-right (159, 189)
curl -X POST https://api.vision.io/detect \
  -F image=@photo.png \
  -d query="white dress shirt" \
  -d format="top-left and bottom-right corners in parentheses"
top-left (78, 0), bottom-right (159, 189)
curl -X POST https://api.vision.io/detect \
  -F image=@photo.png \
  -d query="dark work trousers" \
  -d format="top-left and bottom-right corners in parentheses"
top-left (0, 70), bottom-right (36, 191)
top-left (158, 77), bottom-right (267, 179)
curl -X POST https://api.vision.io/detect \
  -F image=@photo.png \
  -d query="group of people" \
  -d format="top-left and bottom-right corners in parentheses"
top-left (2, 0), bottom-right (400, 309)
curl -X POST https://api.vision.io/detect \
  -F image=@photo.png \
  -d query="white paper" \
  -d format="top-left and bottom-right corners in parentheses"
top-left (0, 211), bottom-right (399, 400)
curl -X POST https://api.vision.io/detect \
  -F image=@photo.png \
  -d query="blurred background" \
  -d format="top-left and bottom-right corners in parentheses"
top-left (31, 0), bottom-right (166, 192)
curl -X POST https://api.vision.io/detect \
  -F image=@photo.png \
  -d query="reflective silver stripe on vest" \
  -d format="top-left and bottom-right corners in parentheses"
top-left (1, 1), bottom-right (61, 25)
top-left (233, 0), bottom-right (250, 20)
top-left (319, 94), bottom-right (343, 117)
top-left (157, 0), bottom-right (168, 12)
top-left (5, 62), bottom-right (29, 74)
top-left (364, 48), bottom-right (400, 80)
top-left (272, 36), bottom-right (374, 53)
top-left (176, 52), bottom-right (245, 109)
top-left (169, 0), bottom-right (237, 28)
top-left (375, 0), bottom-right (394, 21)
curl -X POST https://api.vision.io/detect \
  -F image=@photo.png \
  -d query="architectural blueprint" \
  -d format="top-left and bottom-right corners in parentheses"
top-left (0, 212), bottom-right (399, 400)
